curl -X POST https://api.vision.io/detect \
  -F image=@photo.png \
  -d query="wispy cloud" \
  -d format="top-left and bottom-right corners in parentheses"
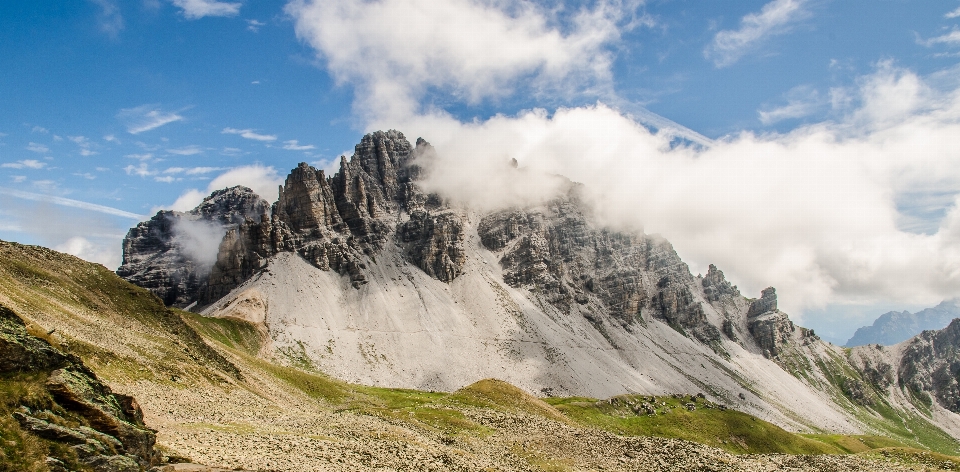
top-left (171, 0), bottom-right (240, 19)
top-left (758, 85), bottom-right (824, 124)
top-left (103, 134), bottom-right (120, 143)
top-left (166, 145), bottom-right (204, 155)
top-left (69, 135), bottom-right (98, 156)
top-left (947, 6), bottom-right (960, 19)
top-left (88, 0), bottom-right (124, 37)
top-left (0, 187), bottom-right (143, 219)
top-left (26, 142), bottom-right (49, 153)
top-left (2, 159), bottom-right (47, 169)
top-left (282, 139), bottom-right (316, 150)
top-left (247, 19), bottom-right (265, 32)
top-left (222, 127), bottom-right (276, 141)
top-left (163, 166), bottom-right (223, 175)
top-left (117, 105), bottom-right (184, 134)
top-left (124, 153), bottom-right (154, 161)
top-left (124, 163), bottom-right (154, 177)
top-left (919, 28), bottom-right (960, 47)
top-left (31, 126), bottom-right (48, 134)
top-left (704, 0), bottom-right (810, 68)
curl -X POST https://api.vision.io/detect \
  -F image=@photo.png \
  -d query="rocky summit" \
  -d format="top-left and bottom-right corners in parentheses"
top-left (115, 130), bottom-right (960, 458)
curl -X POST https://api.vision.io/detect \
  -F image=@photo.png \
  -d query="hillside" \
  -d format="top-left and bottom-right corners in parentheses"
top-left (6, 241), bottom-right (960, 470)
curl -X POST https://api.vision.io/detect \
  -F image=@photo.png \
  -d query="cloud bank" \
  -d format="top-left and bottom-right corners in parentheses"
top-left (287, 0), bottom-right (960, 322)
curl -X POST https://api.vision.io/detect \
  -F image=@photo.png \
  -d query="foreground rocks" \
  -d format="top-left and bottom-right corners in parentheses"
top-left (1, 303), bottom-right (160, 471)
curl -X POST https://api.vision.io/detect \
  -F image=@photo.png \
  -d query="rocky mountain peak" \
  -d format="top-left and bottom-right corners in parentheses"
top-left (121, 131), bottom-right (467, 307)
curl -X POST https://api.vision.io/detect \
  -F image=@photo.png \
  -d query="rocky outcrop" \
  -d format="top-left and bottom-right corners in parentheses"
top-left (746, 288), bottom-right (795, 358)
top-left (117, 186), bottom-right (270, 308)
top-left (701, 264), bottom-right (740, 302)
top-left (1, 303), bottom-right (159, 471)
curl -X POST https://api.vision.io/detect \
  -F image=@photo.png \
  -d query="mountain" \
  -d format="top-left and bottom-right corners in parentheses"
top-left (846, 300), bottom-right (960, 347)
top-left (112, 130), bottom-right (960, 460)
top-left (6, 240), bottom-right (960, 471)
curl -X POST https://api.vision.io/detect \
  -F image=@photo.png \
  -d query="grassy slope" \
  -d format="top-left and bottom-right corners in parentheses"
top-left (3, 239), bottom-right (960, 467)
top-left (777, 339), bottom-right (960, 455)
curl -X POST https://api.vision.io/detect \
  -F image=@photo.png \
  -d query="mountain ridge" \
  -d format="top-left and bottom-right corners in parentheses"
top-left (846, 299), bottom-right (960, 347)
top-left (114, 130), bottom-right (960, 454)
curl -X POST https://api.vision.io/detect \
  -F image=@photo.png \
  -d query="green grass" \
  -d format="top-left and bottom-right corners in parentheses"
top-left (546, 394), bottom-right (841, 455)
top-left (803, 434), bottom-right (910, 453)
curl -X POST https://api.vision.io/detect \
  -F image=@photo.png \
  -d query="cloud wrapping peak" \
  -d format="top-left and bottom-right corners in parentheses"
top-left (705, 0), bottom-right (809, 68)
top-left (389, 62), bottom-right (960, 320)
top-left (287, 0), bottom-right (628, 121)
top-left (171, 0), bottom-right (241, 19)
top-left (118, 105), bottom-right (184, 134)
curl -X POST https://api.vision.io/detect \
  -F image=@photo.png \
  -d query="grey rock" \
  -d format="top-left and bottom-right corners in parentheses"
top-left (747, 287), bottom-right (778, 318)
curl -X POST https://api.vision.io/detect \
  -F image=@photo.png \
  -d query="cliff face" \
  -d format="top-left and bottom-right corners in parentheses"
top-left (116, 186), bottom-right (270, 308)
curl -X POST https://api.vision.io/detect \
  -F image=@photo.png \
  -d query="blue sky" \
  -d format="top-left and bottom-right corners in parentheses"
top-left (4, 0), bottom-right (960, 343)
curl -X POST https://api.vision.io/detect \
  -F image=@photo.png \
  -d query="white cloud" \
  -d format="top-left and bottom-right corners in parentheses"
top-left (79, 149), bottom-right (97, 156)
top-left (947, 6), bottom-right (960, 19)
top-left (379, 61), bottom-right (960, 323)
top-left (704, 0), bottom-right (809, 68)
top-left (26, 142), bottom-right (49, 153)
top-left (159, 165), bottom-right (283, 212)
top-left (74, 172), bottom-right (96, 180)
top-left (171, 0), bottom-right (240, 19)
top-left (920, 28), bottom-right (960, 47)
top-left (758, 85), bottom-right (824, 124)
top-left (104, 134), bottom-right (119, 143)
top-left (89, 0), bottom-right (124, 37)
top-left (2, 160), bottom-right (47, 169)
top-left (163, 166), bottom-right (223, 175)
top-left (31, 126), bottom-right (49, 134)
top-left (124, 153), bottom-right (154, 161)
top-left (124, 163), bottom-right (154, 177)
top-left (282, 139), bottom-right (316, 151)
top-left (117, 105), bottom-right (184, 134)
top-left (55, 236), bottom-right (121, 269)
top-left (247, 19), bottom-right (265, 32)
top-left (12, 176), bottom-right (26, 183)
top-left (154, 175), bottom-right (177, 183)
top-left (167, 145), bottom-right (204, 155)
top-left (222, 127), bottom-right (276, 141)
top-left (0, 186), bottom-right (143, 219)
top-left (221, 147), bottom-right (243, 156)
top-left (286, 0), bottom-right (628, 121)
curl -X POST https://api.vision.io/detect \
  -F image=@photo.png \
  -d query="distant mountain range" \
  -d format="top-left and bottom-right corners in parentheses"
top-left (845, 300), bottom-right (960, 347)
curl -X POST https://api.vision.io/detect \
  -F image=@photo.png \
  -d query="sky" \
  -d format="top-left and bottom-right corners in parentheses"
top-left (3, 0), bottom-right (960, 344)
